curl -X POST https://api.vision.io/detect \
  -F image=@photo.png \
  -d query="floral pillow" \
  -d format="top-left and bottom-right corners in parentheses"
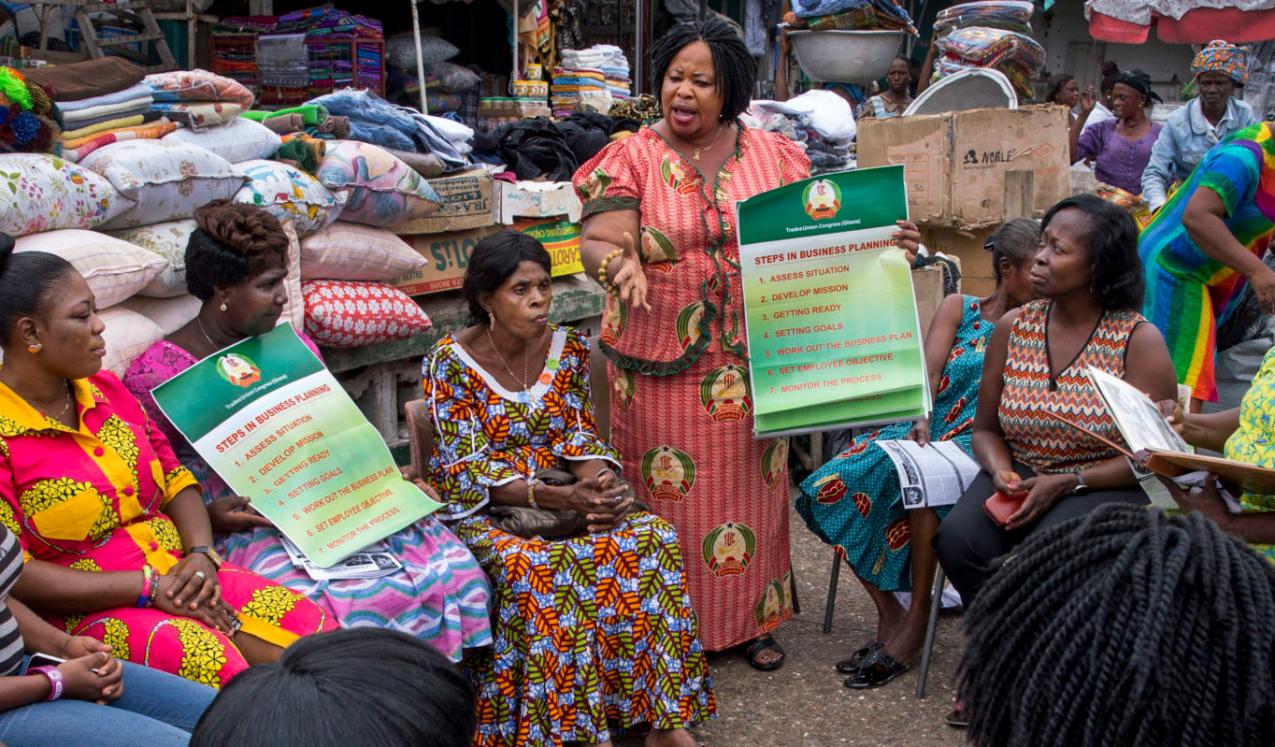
top-left (302, 280), bottom-right (432, 348)
top-left (315, 140), bottom-right (442, 228)
top-left (234, 159), bottom-right (345, 237)
top-left (106, 219), bottom-right (197, 298)
top-left (81, 140), bottom-right (245, 229)
top-left (0, 154), bottom-right (128, 235)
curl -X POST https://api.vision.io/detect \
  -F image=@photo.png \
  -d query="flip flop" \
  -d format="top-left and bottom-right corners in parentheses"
top-left (835, 640), bottom-right (883, 674)
top-left (843, 652), bottom-right (912, 689)
top-left (945, 700), bottom-right (969, 729)
top-left (742, 635), bottom-right (786, 672)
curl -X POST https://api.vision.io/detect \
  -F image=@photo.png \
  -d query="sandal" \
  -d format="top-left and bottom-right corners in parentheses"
top-left (843, 652), bottom-right (912, 689)
top-left (742, 635), bottom-right (786, 672)
top-left (945, 700), bottom-right (969, 729)
top-left (835, 640), bottom-right (883, 674)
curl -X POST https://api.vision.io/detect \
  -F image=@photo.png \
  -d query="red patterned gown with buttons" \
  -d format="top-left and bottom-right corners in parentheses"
top-left (573, 126), bottom-right (810, 650)
top-left (795, 296), bottom-right (990, 591)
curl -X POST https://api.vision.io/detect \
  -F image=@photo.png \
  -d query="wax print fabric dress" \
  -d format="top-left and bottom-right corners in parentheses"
top-left (1139, 122), bottom-right (1275, 402)
top-left (796, 296), bottom-right (990, 591)
top-left (124, 336), bottom-right (493, 663)
top-left (422, 326), bottom-right (715, 747)
top-left (1220, 345), bottom-right (1275, 562)
top-left (573, 126), bottom-right (810, 651)
top-left (0, 372), bottom-right (335, 689)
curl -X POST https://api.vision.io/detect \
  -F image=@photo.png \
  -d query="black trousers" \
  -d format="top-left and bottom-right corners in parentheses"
top-left (934, 461), bottom-right (1147, 606)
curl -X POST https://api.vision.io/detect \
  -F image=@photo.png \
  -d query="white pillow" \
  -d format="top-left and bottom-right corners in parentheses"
top-left (120, 294), bottom-right (201, 335)
top-left (162, 118), bottom-right (282, 165)
top-left (81, 140), bottom-right (246, 229)
top-left (99, 307), bottom-right (165, 376)
top-left (300, 222), bottom-right (427, 282)
top-left (15, 230), bottom-right (168, 309)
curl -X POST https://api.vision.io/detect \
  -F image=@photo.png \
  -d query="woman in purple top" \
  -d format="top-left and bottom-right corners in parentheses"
top-left (1073, 69), bottom-right (1163, 196)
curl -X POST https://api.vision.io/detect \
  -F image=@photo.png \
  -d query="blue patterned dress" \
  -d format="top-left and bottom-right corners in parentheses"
top-left (796, 296), bottom-right (991, 591)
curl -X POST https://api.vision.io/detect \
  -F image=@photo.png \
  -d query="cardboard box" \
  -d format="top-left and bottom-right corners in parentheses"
top-left (498, 181), bottom-right (582, 224)
top-left (515, 217), bottom-right (584, 277)
top-left (395, 170), bottom-right (495, 235)
top-left (857, 105), bottom-right (1070, 230)
top-left (922, 226), bottom-right (998, 298)
top-left (395, 225), bottom-right (505, 296)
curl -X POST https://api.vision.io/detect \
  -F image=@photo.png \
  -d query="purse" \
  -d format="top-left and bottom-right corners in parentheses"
top-left (488, 468), bottom-right (641, 539)
top-left (983, 490), bottom-right (1026, 528)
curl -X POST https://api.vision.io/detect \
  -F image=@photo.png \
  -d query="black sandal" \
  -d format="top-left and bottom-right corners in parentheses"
top-left (835, 640), bottom-right (883, 674)
top-left (742, 635), bottom-right (786, 672)
top-left (945, 700), bottom-right (969, 729)
top-left (843, 652), bottom-right (911, 689)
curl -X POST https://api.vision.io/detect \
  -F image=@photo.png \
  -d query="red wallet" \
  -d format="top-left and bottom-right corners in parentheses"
top-left (983, 491), bottom-right (1026, 528)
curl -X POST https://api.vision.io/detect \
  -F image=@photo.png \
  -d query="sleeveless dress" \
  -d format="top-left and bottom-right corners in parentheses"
top-left (795, 295), bottom-right (990, 592)
top-left (998, 300), bottom-right (1145, 474)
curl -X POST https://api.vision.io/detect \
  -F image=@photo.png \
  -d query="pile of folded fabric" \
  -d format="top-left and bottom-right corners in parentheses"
top-left (552, 45), bottom-right (632, 117)
top-left (784, 0), bottom-right (916, 33)
top-left (145, 69), bottom-right (256, 131)
top-left (241, 103), bottom-right (351, 139)
top-left (307, 88), bottom-right (470, 170)
top-left (551, 66), bottom-right (608, 118)
top-left (930, 1), bottom-right (1042, 100)
top-left (746, 90), bottom-right (856, 174)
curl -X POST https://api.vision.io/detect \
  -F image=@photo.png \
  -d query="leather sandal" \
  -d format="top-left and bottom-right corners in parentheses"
top-left (945, 699), bottom-right (969, 729)
top-left (835, 640), bottom-right (883, 674)
top-left (843, 652), bottom-right (912, 689)
top-left (742, 635), bottom-right (786, 672)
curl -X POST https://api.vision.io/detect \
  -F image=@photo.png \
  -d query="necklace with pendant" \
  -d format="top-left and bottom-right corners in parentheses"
top-left (691, 125), bottom-right (726, 161)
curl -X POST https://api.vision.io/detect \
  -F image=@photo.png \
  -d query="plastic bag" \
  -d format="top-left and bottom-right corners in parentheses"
top-left (426, 61), bottom-right (481, 93)
top-left (934, 1), bottom-right (1034, 35)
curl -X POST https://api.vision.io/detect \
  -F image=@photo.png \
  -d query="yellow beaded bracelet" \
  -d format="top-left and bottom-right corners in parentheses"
top-left (527, 479), bottom-right (539, 509)
top-left (596, 248), bottom-right (623, 292)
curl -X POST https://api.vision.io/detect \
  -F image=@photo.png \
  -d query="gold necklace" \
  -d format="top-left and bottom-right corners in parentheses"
top-left (689, 124), bottom-right (726, 161)
top-left (196, 316), bottom-right (220, 349)
top-left (486, 325), bottom-right (531, 391)
top-left (36, 383), bottom-right (73, 422)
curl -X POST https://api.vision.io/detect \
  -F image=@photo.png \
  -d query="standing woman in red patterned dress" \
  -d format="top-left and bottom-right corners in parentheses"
top-left (577, 19), bottom-right (918, 669)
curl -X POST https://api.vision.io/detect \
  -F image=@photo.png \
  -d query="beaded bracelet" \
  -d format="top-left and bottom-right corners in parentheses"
top-left (137, 566), bottom-right (153, 608)
top-left (596, 248), bottom-right (623, 291)
top-left (146, 570), bottom-right (161, 607)
top-left (527, 479), bottom-right (540, 509)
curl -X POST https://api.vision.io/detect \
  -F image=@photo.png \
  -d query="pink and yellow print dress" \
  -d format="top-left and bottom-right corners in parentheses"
top-left (0, 371), bottom-right (334, 688)
top-left (574, 126), bottom-right (810, 650)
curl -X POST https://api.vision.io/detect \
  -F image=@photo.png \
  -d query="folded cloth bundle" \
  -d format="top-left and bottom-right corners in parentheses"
top-left (789, 0), bottom-right (915, 32)
top-left (260, 113), bottom-right (306, 134)
top-left (151, 102), bottom-right (244, 130)
top-left (307, 88), bottom-right (467, 169)
top-left (60, 96), bottom-right (155, 129)
top-left (61, 119), bottom-right (179, 162)
top-left (932, 26), bottom-right (1044, 99)
top-left (243, 104), bottom-right (329, 127)
top-left (934, 0), bottom-right (1034, 35)
top-left (144, 69), bottom-right (255, 109)
top-left (57, 82), bottom-right (153, 115)
top-left (274, 136), bottom-right (326, 172)
top-left (474, 118), bottom-right (577, 181)
top-left (0, 66), bottom-right (61, 155)
top-left (62, 112), bottom-right (163, 142)
top-left (24, 57), bottom-right (145, 102)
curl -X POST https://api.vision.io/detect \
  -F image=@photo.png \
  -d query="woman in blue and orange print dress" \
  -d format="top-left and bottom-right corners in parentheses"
top-left (0, 240), bottom-right (334, 691)
top-left (422, 232), bottom-right (714, 747)
top-left (796, 219), bottom-right (1040, 689)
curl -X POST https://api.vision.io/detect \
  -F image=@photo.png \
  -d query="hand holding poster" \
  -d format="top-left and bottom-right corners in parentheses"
top-left (152, 323), bottom-right (441, 566)
top-left (736, 165), bottom-right (930, 437)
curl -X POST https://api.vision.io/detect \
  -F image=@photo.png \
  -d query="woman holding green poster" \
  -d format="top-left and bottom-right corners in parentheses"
top-left (796, 219), bottom-right (1041, 689)
top-left (125, 202), bottom-right (494, 665)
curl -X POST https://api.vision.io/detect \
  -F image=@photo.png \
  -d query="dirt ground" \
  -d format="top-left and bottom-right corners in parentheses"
top-left (622, 494), bottom-right (968, 747)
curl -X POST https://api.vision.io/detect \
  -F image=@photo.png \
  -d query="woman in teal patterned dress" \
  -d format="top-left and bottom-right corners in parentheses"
top-left (796, 219), bottom-right (1040, 689)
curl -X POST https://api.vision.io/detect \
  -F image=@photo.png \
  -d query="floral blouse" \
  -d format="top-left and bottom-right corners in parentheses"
top-left (0, 371), bottom-right (198, 574)
top-left (573, 126), bottom-right (810, 376)
top-left (421, 326), bottom-right (619, 519)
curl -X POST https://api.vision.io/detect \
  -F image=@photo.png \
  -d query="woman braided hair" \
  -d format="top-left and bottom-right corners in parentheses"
top-left (959, 503), bottom-right (1275, 747)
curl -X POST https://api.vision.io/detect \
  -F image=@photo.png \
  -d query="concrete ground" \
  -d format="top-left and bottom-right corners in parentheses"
top-left (622, 495), bottom-right (968, 747)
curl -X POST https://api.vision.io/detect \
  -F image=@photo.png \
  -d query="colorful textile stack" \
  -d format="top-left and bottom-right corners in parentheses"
top-left (931, 2), bottom-right (1042, 100)
top-left (0, 66), bottom-right (61, 155)
top-left (145, 69), bottom-right (255, 131)
top-left (550, 68), bottom-right (607, 118)
top-left (785, 0), bottom-right (916, 33)
top-left (553, 45), bottom-right (631, 116)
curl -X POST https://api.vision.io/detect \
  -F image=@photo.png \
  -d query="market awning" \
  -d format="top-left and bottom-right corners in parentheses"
top-left (1088, 2), bottom-right (1275, 44)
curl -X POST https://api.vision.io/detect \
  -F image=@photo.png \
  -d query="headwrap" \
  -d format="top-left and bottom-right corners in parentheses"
top-left (1191, 40), bottom-right (1249, 86)
top-left (1114, 69), bottom-right (1163, 104)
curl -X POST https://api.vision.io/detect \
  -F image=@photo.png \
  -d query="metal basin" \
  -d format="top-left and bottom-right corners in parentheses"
top-left (787, 30), bottom-right (906, 82)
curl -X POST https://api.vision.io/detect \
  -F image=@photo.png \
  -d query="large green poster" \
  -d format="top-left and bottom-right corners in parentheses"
top-left (736, 165), bottom-right (930, 437)
top-left (152, 323), bottom-right (440, 566)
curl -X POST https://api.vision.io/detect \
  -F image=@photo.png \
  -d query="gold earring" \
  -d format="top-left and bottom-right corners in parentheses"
top-left (26, 343), bottom-right (42, 354)
top-left (220, 302), bottom-right (228, 312)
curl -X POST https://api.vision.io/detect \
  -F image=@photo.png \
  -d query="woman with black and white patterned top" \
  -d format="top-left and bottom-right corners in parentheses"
top-left (0, 522), bottom-right (215, 745)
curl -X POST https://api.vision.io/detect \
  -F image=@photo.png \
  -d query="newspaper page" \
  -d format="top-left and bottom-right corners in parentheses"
top-left (874, 440), bottom-right (980, 509)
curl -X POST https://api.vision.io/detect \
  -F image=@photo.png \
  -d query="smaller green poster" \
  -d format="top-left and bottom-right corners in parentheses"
top-left (736, 165), bottom-right (930, 437)
top-left (152, 324), bottom-right (440, 566)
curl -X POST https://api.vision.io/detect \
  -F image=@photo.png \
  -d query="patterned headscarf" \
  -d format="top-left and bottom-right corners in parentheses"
top-left (1192, 40), bottom-right (1249, 86)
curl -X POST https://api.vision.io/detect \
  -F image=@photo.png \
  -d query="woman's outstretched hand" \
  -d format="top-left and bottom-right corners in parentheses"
top-left (607, 232), bottom-right (651, 312)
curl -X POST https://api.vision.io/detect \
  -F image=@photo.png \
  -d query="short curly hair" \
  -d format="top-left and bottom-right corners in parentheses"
top-left (185, 200), bottom-right (290, 301)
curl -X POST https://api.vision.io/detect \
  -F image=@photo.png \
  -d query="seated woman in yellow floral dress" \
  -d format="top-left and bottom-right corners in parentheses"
top-left (422, 231), bottom-right (715, 747)
top-left (0, 236), bottom-right (335, 689)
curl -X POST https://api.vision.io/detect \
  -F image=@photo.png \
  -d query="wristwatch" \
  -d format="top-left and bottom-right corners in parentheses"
top-left (1070, 472), bottom-right (1090, 495)
top-left (187, 545), bottom-right (224, 569)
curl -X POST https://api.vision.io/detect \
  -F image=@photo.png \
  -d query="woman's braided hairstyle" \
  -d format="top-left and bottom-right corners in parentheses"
top-left (960, 503), bottom-right (1275, 747)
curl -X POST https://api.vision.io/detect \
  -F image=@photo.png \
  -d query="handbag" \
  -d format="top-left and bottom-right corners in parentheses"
top-left (487, 467), bottom-right (641, 539)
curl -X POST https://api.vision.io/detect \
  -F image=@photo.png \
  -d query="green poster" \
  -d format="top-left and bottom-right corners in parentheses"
top-left (736, 165), bottom-right (930, 437)
top-left (152, 323), bottom-right (441, 566)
